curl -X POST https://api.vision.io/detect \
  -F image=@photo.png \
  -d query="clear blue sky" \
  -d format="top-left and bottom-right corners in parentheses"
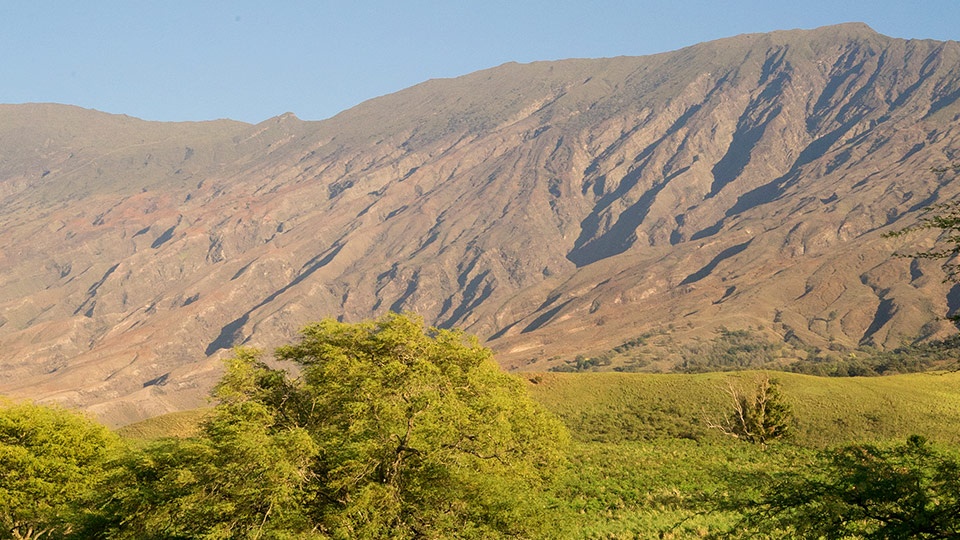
top-left (2, 1), bottom-right (957, 124)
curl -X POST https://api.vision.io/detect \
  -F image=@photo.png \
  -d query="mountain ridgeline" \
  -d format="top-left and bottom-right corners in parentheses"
top-left (2, 23), bottom-right (960, 425)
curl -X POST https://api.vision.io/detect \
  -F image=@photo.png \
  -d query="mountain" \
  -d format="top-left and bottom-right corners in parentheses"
top-left (2, 23), bottom-right (960, 426)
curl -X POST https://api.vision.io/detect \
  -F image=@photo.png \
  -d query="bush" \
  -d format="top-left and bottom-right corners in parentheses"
top-left (726, 435), bottom-right (960, 538)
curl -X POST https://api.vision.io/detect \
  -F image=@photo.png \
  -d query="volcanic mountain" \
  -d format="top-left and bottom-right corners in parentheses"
top-left (2, 23), bottom-right (960, 425)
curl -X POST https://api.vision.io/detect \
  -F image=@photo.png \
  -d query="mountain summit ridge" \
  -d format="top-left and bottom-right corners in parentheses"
top-left (2, 24), bottom-right (960, 425)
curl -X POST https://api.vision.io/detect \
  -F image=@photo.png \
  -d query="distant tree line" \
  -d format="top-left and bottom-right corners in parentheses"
top-left (785, 335), bottom-right (960, 376)
top-left (551, 326), bottom-right (960, 377)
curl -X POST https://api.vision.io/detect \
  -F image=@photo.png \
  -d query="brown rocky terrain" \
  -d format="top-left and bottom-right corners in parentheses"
top-left (2, 23), bottom-right (960, 426)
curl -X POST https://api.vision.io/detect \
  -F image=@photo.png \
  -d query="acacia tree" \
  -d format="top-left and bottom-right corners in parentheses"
top-left (95, 348), bottom-right (321, 539)
top-left (104, 313), bottom-right (568, 539)
top-left (268, 312), bottom-right (570, 539)
top-left (0, 400), bottom-right (121, 540)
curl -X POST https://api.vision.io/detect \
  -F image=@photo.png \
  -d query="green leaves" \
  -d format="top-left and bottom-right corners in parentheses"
top-left (98, 360), bottom-right (320, 539)
top-left (0, 399), bottom-right (121, 539)
top-left (93, 312), bottom-right (567, 539)
top-left (726, 436), bottom-right (960, 538)
top-left (271, 312), bottom-right (569, 538)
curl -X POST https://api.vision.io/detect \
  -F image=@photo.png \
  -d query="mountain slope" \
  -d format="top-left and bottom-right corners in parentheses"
top-left (2, 24), bottom-right (960, 425)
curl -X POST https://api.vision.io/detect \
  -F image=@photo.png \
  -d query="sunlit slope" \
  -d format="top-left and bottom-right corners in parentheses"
top-left (122, 370), bottom-right (960, 447)
top-left (3, 24), bottom-right (960, 425)
top-left (527, 371), bottom-right (960, 446)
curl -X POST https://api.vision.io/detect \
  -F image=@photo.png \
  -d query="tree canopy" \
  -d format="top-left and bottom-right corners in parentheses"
top-left (0, 399), bottom-right (121, 540)
top-left (99, 312), bottom-right (569, 539)
top-left (271, 312), bottom-right (569, 538)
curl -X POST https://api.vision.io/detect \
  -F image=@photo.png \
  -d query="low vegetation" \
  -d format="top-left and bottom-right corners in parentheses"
top-left (721, 435), bottom-right (960, 538)
top-left (786, 334), bottom-right (960, 376)
top-left (550, 325), bottom-right (960, 377)
top-left (4, 314), bottom-right (960, 538)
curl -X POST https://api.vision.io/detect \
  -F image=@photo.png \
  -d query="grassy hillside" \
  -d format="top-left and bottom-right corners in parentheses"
top-left (122, 370), bottom-right (960, 446)
top-left (119, 370), bottom-right (960, 538)
top-left (116, 408), bottom-right (212, 441)
top-left (526, 370), bottom-right (960, 537)
top-left (526, 370), bottom-right (960, 446)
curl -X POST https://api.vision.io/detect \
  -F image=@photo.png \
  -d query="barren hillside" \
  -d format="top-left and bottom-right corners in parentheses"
top-left (2, 23), bottom-right (960, 425)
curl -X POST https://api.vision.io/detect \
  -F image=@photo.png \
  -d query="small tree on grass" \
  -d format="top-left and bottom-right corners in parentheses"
top-left (707, 374), bottom-right (791, 445)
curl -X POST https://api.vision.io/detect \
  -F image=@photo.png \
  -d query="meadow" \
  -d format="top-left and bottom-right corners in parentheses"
top-left (120, 369), bottom-right (960, 538)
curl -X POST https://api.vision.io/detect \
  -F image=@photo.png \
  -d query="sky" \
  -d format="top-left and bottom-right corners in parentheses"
top-left (2, 1), bottom-right (958, 124)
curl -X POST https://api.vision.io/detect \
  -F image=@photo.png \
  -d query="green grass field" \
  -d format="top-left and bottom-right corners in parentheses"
top-left (525, 370), bottom-right (960, 446)
top-left (116, 407), bottom-right (212, 441)
top-left (522, 370), bottom-right (960, 537)
top-left (120, 369), bottom-right (960, 538)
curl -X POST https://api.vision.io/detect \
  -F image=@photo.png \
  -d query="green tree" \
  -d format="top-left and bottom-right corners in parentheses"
top-left (727, 435), bottom-right (960, 538)
top-left (271, 312), bottom-right (568, 538)
top-left (95, 349), bottom-right (320, 539)
top-left (100, 313), bottom-right (568, 539)
top-left (707, 374), bottom-right (791, 445)
top-left (0, 399), bottom-right (122, 540)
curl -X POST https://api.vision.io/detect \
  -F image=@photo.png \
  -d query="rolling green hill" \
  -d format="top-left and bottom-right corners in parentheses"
top-left (115, 407), bottom-right (212, 441)
top-left (121, 369), bottom-right (960, 447)
top-left (106, 369), bottom-right (960, 538)
top-left (526, 370), bottom-right (960, 447)
top-left (533, 370), bottom-right (960, 537)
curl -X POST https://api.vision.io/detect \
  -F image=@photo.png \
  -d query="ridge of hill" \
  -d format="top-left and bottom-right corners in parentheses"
top-left (2, 24), bottom-right (960, 425)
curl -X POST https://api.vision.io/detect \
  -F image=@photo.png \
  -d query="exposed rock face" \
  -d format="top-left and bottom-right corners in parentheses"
top-left (2, 23), bottom-right (960, 425)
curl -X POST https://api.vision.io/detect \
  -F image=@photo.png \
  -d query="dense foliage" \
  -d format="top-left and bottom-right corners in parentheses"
top-left (724, 435), bottom-right (960, 538)
top-left (266, 313), bottom-right (569, 538)
top-left (0, 400), bottom-right (121, 540)
top-left (97, 368), bottom-right (319, 538)
top-left (90, 313), bottom-right (567, 539)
